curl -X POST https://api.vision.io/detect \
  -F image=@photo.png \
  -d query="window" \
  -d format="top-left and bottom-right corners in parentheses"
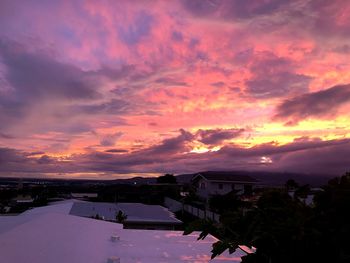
top-left (200, 182), bottom-right (206, 189)
top-left (218, 183), bottom-right (223, 190)
top-left (231, 183), bottom-right (235, 190)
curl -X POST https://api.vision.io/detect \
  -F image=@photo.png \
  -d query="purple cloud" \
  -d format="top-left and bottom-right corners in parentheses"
top-left (182, 0), bottom-right (294, 19)
top-left (196, 128), bottom-right (244, 145)
top-left (118, 11), bottom-right (154, 45)
top-left (0, 135), bottom-right (349, 177)
top-left (0, 40), bottom-right (100, 101)
top-left (146, 129), bottom-right (195, 155)
top-left (245, 52), bottom-right (312, 98)
top-left (100, 132), bottom-right (124, 147)
top-left (105, 149), bottom-right (128, 153)
top-left (274, 84), bottom-right (350, 122)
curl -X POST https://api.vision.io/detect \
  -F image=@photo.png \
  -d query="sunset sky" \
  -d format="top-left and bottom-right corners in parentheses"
top-left (0, 0), bottom-right (350, 179)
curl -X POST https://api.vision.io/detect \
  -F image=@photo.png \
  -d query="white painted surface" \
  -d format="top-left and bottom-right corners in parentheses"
top-left (0, 212), bottom-right (244, 262)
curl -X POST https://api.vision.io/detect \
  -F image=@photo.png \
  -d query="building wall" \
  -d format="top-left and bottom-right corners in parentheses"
top-left (194, 177), bottom-right (255, 199)
top-left (210, 182), bottom-right (233, 195)
top-left (195, 178), bottom-right (211, 199)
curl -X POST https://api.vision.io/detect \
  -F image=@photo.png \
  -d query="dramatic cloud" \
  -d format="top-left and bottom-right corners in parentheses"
top-left (0, 39), bottom-right (102, 133)
top-left (0, 40), bottom-right (100, 101)
top-left (274, 84), bottom-right (350, 123)
top-left (147, 129), bottom-right (195, 155)
top-left (1, 136), bottom-right (349, 176)
top-left (0, 0), bottom-right (350, 178)
top-left (196, 128), bottom-right (244, 145)
top-left (245, 52), bottom-right (312, 98)
top-left (182, 0), bottom-right (294, 20)
top-left (100, 132), bottom-right (124, 147)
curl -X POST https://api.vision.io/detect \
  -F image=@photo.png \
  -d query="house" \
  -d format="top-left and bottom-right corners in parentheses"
top-left (191, 171), bottom-right (258, 199)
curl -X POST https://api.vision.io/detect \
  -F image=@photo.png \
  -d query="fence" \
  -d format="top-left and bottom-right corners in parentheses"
top-left (164, 197), bottom-right (220, 222)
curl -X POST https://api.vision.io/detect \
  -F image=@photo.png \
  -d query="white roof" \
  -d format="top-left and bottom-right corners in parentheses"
top-left (0, 215), bottom-right (30, 234)
top-left (21, 200), bottom-right (75, 217)
top-left (0, 200), bottom-right (76, 234)
top-left (0, 210), bottom-right (245, 262)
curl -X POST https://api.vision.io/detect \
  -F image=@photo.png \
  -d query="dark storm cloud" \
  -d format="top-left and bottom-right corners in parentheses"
top-left (272, 140), bottom-right (350, 174)
top-left (1, 135), bottom-right (349, 176)
top-left (147, 129), bottom-right (195, 155)
top-left (68, 136), bottom-right (350, 175)
top-left (274, 84), bottom-right (350, 122)
top-left (220, 137), bottom-right (350, 157)
top-left (196, 128), bottom-right (244, 145)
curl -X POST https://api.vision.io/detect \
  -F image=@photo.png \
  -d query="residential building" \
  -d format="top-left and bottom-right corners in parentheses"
top-left (191, 171), bottom-right (258, 199)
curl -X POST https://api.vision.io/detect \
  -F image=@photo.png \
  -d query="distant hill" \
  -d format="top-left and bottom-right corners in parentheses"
top-left (175, 171), bottom-right (335, 187)
top-left (109, 176), bottom-right (157, 185)
top-left (0, 171), bottom-right (337, 187)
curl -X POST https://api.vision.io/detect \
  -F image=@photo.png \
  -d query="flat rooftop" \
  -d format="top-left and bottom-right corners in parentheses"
top-left (0, 202), bottom-right (245, 262)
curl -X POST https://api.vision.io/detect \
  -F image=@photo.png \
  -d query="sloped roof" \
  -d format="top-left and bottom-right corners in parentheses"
top-left (69, 202), bottom-right (182, 224)
top-left (192, 171), bottom-right (258, 183)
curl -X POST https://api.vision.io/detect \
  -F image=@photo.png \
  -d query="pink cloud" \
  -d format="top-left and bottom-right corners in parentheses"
top-left (0, 0), bottom-right (350, 178)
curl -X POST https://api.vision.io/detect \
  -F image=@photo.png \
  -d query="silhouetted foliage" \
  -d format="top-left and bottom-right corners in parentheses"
top-left (185, 172), bottom-right (350, 263)
top-left (294, 184), bottom-right (310, 200)
top-left (116, 210), bottom-right (127, 223)
top-left (285, 179), bottom-right (299, 190)
top-left (209, 191), bottom-right (243, 213)
top-left (156, 174), bottom-right (177, 184)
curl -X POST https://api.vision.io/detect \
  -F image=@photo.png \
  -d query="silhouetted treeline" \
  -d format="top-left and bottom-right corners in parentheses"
top-left (185, 172), bottom-right (350, 263)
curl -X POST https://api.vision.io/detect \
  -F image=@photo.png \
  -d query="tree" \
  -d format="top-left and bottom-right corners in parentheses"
top-left (185, 173), bottom-right (350, 263)
top-left (208, 191), bottom-right (243, 214)
top-left (285, 179), bottom-right (299, 190)
top-left (294, 184), bottom-right (310, 200)
top-left (116, 210), bottom-right (127, 223)
top-left (156, 174), bottom-right (177, 184)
